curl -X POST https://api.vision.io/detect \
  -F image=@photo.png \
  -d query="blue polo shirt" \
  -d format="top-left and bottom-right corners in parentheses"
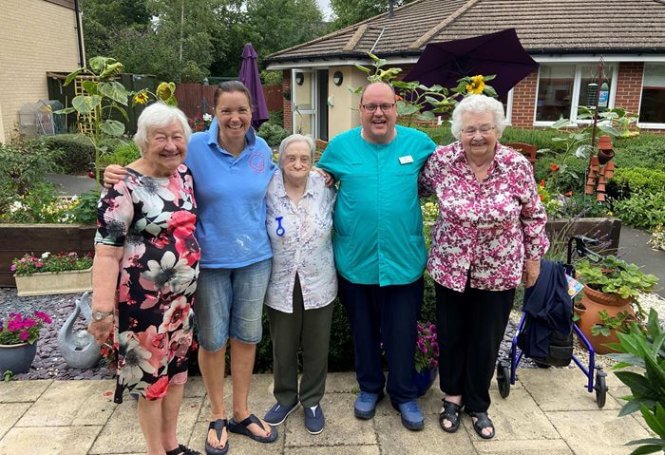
top-left (318, 125), bottom-right (435, 286)
top-left (186, 121), bottom-right (276, 268)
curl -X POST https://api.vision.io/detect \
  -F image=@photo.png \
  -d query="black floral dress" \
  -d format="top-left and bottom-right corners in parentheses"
top-left (95, 165), bottom-right (200, 402)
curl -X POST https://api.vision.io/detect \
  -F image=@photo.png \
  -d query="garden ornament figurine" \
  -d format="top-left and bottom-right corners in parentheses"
top-left (58, 292), bottom-right (102, 369)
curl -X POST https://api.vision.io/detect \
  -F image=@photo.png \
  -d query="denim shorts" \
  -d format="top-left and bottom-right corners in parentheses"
top-left (194, 258), bottom-right (271, 351)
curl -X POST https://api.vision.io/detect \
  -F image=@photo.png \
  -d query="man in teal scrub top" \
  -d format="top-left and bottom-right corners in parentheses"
top-left (317, 81), bottom-right (436, 431)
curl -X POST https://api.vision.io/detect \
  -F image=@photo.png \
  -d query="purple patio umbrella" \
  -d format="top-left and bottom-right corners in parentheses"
top-left (239, 43), bottom-right (270, 129)
top-left (404, 29), bottom-right (538, 96)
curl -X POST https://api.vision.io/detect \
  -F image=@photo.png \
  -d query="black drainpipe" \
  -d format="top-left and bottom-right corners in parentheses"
top-left (74, 0), bottom-right (85, 67)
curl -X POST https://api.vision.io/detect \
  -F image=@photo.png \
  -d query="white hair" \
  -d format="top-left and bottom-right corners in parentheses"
top-left (133, 102), bottom-right (192, 153)
top-left (277, 134), bottom-right (315, 169)
top-left (450, 95), bottom-right (507, 140)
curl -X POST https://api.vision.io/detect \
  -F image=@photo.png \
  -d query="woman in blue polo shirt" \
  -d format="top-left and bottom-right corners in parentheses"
top-left (186, 81), bottom-right (277, 453)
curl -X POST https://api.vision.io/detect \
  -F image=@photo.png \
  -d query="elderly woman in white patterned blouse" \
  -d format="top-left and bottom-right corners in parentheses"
top-left (261, 134), bottom-right (337, 436)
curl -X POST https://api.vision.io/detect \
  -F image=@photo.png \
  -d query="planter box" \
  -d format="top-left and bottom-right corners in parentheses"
top-left (14, 267), bottom-right (92, 297)
top-left (546, 217), bottom-right (621, 256)
top-left (0, 224), bottom-right (96, 288)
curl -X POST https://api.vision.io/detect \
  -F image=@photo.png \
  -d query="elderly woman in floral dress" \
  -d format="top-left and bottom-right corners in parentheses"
top-left (419, 94), bottom-right (549, 440)
top-left (88, 102), bottom-right (201, 455)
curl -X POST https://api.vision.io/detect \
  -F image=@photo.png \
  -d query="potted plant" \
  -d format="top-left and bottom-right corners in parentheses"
top-left (11, 251), bottom-right (93, 297)
top-left (0, 310), bottom-right (52, 374)
top-left (574, 255), bottom-right (658, 354)
top-left (414, 321), bottom-right (439, 396)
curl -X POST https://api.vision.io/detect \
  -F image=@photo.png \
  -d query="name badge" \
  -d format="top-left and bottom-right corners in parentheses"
top-left (399, 155), bottom-right (414, 164)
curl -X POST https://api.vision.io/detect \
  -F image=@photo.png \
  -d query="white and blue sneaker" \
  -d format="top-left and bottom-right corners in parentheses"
top-left (264, 401), bottom-right (298, 426)
top-left (303, 404), bottom-right (325, 434)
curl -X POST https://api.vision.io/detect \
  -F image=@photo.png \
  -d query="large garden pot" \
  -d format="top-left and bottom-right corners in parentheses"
top-left (0, 224), bottom-right (96, 288)
top-left (14, 268), bottom-right (92, 297)
top-left (0, 342), bottom-right (38, 374)
top-left (414, 367), bottom-right (438, 397)
top-left (575, 285), bottom-right (634, 355)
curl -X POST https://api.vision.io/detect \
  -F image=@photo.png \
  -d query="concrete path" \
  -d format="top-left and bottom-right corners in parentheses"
top-left (0, 370), bottom-right (649, 455)
top-left (618, 226), bottom-right (665, 297)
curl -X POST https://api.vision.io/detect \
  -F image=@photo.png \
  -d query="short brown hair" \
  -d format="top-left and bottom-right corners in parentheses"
top-left (213, 80), bottom-right (252, 109)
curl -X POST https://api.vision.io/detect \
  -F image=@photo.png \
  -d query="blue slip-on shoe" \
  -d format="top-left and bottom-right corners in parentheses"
top-left (394, 400), bottom-right (424, 431)
top-left (303, 404), bottom-right (325, 435)
top-left (264, 401), bottom-right (299, 426)
top-left (354, 391), bottom-right (384, 420)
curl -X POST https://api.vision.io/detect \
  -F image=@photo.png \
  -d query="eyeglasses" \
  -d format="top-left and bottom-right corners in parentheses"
top-left (461, 125), bottom-right (495, 136)
top-left (361, 103), bottom-right (395, 113)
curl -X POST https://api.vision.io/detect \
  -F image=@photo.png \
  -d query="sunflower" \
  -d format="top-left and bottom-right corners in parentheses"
top-left (133, 91), bottom-right (150, 105)
top-left (465, 75), bottom-right (486, 95)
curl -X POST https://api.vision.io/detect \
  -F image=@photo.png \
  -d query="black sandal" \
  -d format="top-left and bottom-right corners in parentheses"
top-left (205, 419), bottom-right (229, 455)
top-left (438, 400), bottom-right (462, 433)
top-left (166, 444), bottom-right (202, 455)
top-left (466, 410), bottom-right (495, 439)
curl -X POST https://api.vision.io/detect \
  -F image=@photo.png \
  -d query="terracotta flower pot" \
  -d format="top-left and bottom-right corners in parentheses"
top-left (575, 285), bottom-right (634, 354)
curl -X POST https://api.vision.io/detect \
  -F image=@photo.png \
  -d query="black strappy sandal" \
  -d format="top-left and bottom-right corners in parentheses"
top-left (438, 400), bottom-right (463, 433)
top-left (205, 419), bottom-right (229, 455)
top-left (466, 410), bottom-right (496, 439)
top-left (166, 443), bottom-right (201, 455)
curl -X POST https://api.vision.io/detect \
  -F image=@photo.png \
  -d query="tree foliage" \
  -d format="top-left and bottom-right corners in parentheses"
top-left (80, 0), bottom-right (324, 81)
top-left (329, 0), bottom-right (416, 29)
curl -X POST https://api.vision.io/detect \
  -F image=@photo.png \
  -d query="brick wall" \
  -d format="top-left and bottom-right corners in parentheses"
top-left (283, 71), bottom-right (293, 131)
top-left (510, 73), bottom-right (538, 128)
top-left (0, 0), bottom-right (80, 143)
top-left (614, 62), bottom-right (643, 114)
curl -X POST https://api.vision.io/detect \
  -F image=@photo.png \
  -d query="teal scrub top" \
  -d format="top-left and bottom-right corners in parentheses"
top-left (318, 125), bottom-right (435, 286)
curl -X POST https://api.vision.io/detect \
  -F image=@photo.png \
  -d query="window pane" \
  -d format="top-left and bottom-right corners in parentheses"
top-left (578, 64), bottom-right (614, 110)
top-left (536, 65), bottom-right (575, 121)
top-left (640, 63), bottom-right (665, 123)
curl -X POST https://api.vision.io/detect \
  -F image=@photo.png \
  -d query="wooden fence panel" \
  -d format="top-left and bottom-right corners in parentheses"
top-left (176, 83), bottom-right (283, 120)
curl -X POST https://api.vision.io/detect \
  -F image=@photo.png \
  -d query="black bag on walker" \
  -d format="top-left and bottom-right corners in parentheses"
top-left (517, 260), bottom-right (574, 367)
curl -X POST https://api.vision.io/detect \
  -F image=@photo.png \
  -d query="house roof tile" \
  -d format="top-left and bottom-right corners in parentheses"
top-left (266, 0), bottom-right (665, 63)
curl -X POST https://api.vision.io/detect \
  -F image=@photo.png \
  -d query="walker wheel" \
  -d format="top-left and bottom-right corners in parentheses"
top-left (497, 362), bottom-right (511, 398)
top-left (595, 370), bottom-right (608, 408)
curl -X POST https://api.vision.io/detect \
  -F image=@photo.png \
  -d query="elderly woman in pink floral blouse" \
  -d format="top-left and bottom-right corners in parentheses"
top-left (419, 95), bottom-right (549, 440)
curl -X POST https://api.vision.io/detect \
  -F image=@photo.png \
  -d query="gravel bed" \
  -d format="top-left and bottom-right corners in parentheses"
top-left (2, 288), bottom-right (664, 381)
top-left (0, 288), bottom-right (113, 380)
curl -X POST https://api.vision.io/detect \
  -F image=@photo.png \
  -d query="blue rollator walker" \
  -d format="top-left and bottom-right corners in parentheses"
top-left (496, 235), bottom-right (609, 408)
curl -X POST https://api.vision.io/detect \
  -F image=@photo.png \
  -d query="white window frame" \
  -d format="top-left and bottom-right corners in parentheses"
top-left (532, 63), bottom-right (619, 127)
top-left (291, 69), bottom-right (318, 137)
top-left (637, 63), bottom-right (665, 130)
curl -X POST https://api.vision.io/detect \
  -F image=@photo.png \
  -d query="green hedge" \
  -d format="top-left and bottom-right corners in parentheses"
top-left (98, 142), bottom-right (141, 168)
top-left (42, 134), bottom-right (95, 174)
top-left (612, 190), bottom-right (665, 231)
top-left (608, 167), bottom-right (665, 198)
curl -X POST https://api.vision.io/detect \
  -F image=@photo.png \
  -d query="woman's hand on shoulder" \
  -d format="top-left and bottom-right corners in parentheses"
top-left (103, 165), bottom-right (128, 188)
top-left (312, 167), bottom-right (335, 187)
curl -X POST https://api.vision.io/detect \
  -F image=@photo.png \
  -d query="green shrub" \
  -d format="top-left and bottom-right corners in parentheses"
top-left (258, 122), bottom-right (290, 147)
top-left (609, 167), bottom-right (665, 197)
top-left (612, 190), bottom-right (665, 231)
top-left (42, 134), bottom-right (95, 174)
top-left (71, 189), bottom-right (101, 225)
top-left (613, 139), bottom-right (665, 171)
top-left (0, 142), bottom-right (61, 196)
top-left (98, 142), bottom-right (140, 168)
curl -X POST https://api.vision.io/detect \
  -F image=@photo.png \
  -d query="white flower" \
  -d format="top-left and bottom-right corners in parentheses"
top-left (41, 252), bottom-right (51, 259)
top-left (141, 251), bottom-right (196, 294)
top-left (118, 332), bottom-right (155, 386)
top-left (202, 113), bottom-right (212, 122)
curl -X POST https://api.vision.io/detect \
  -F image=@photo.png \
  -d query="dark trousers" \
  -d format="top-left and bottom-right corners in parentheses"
top-left (435, 281), bottom-right (515, 413)
top-left (338, 274), bottom-right (423, 404)
top-left (267, 274), bottom-right (334, 407)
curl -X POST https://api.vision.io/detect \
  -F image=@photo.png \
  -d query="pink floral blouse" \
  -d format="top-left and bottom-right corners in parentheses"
top-left (419, 142), bottom-right (549, 292)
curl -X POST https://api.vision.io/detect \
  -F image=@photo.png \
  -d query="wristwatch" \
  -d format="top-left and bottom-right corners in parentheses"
top-left (92, 310), bottom-right (114, 321)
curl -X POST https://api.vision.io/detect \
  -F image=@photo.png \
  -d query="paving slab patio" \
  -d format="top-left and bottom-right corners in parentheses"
top-left (0, 370), bottom-right (651, 455)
